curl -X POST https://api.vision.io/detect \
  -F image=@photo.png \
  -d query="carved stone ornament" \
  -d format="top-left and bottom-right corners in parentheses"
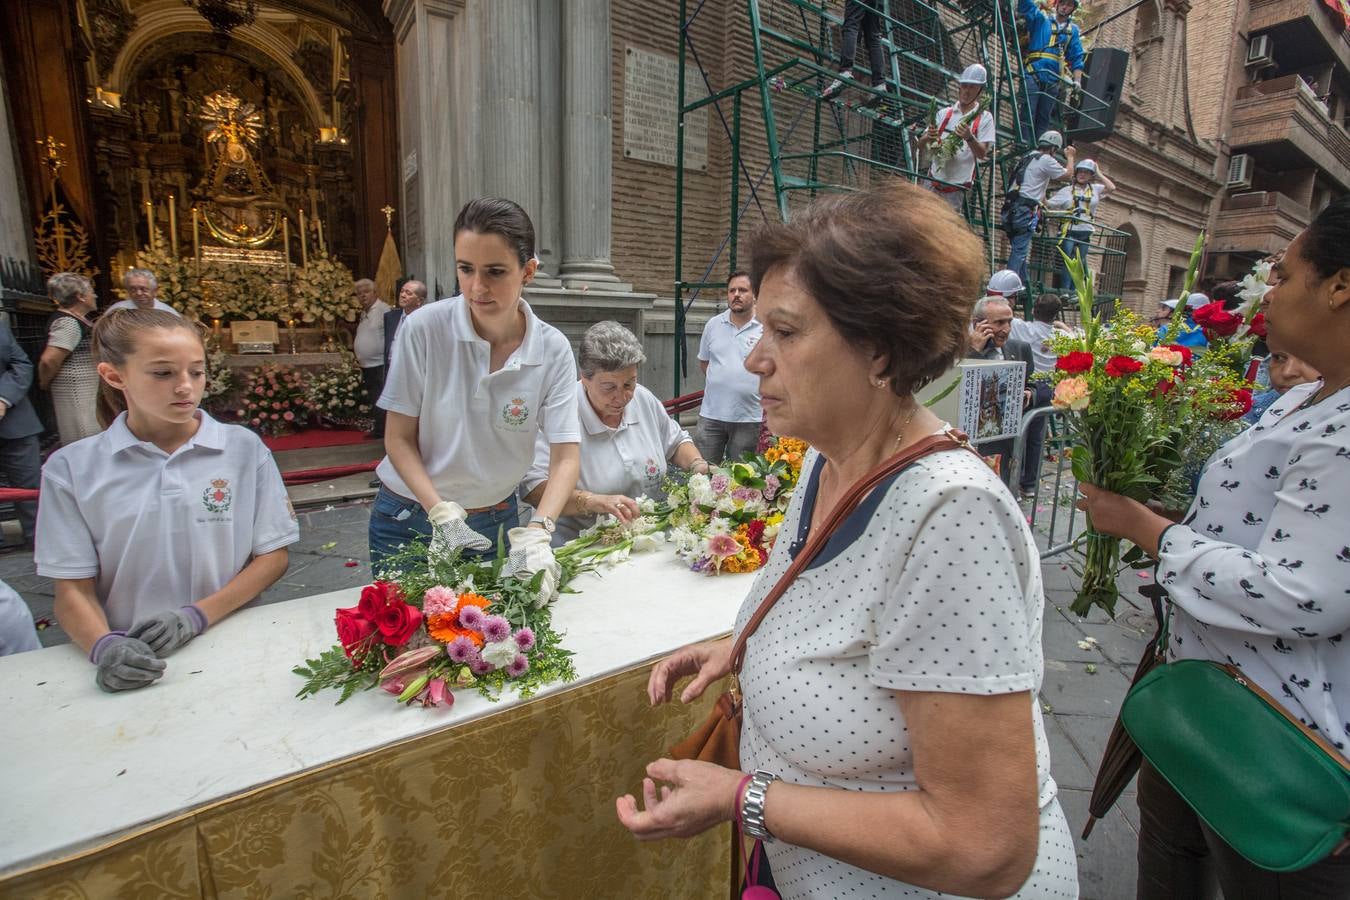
top-left (90, 0), bottom-right (137, 82)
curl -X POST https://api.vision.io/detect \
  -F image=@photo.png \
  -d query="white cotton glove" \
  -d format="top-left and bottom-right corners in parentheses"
top-left (505, 526), bottom-right (561, 606)
top-left (426, 500), bottom-right (491, 560)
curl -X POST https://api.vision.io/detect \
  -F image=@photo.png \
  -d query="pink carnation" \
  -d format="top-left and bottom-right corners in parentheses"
top-left (421, 586), bottom-right (459, 617)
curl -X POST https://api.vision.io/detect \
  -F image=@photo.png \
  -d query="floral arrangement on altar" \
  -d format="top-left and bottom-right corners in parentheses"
top-left (236, 363), bottom-right (309, 435)
top-left (303, 354), bottom-right (371, 426)
top-left (294, 543), bottom-right (578, 706)
top-left (205, 263), bottom-right (287, 322)
top-left (291, 251), bottom-right (361, 326)
top-left (202, 346), bottom-right (237, 403)
top-left (663, 436), bottom-right (808, 575)
top-left (1048, 238), bottom-right (1252, 617)
top-left (135, 240), bottom-right (209, 321)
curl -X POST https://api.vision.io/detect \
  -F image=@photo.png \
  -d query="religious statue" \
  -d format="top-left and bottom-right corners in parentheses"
top-left (194, 89), bottom-right (284, 247)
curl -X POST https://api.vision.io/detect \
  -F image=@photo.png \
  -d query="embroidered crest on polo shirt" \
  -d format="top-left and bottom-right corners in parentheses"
top-left (502, 397), bottom-right (530, 427)
top-left (203, 478), bottom-right (233, 513)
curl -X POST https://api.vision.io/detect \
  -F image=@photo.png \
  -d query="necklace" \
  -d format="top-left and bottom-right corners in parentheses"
top-left (892, 401), bottom-right (921, 452)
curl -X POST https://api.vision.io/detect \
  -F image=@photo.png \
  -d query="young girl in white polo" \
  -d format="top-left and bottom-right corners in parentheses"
top-left (371, 198), bottom-right (580, 595)
top-left (36, 310), bottom-right (298, 692)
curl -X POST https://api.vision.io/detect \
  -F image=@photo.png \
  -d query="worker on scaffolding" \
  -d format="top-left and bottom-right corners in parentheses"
top-left (1019, 0), bottom-right (1085, 143)
top-left (1044, 158), bottom-right (1115, 289)
top-left (821, 0), bottom-right (890, 107)
top-left (915, 63), bottom-right (995, 213)
top-left (1002, 130), bottom-right (1075, 289)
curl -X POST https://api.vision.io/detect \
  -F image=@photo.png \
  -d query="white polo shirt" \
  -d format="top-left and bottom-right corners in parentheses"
top-left (1010, 318), bottom-right (1058, 373)
top-left (376, 296), bottom-right (581, 509)
top-left (34, 411), bottom-right (299, 631)
top-left (354, 300), bottom-right (391, 368)
top-left (1018, 152), bottom-right (1068, 203)
top-left (697, 309), bottom-right (762, 423)
top-left (928, 102), bottom-right (995, 188)
top-left (106, 299), bottom-right (182, 317)
top-left (1046, 182), bottom-right (1103, 234)
top-left (523, 381), bottom-right (692, 544)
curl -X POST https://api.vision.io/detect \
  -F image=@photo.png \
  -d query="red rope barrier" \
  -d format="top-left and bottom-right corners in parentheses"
top-left (0, 459), bottom-right (381, 503)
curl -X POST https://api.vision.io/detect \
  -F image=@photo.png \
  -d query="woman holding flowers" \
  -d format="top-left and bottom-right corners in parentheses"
top-left (617, 183), bottom-right (1078, 898)
top-left (1078, 196), bottom-right (1350, 895)
top-left (370, 199), bottom-right (580, 599)
top-left (521, 320), bottom-right (709, 545)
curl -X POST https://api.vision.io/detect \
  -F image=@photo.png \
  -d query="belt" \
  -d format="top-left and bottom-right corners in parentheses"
top-left (1025, 51), bottom-right (1062, 64)
top-left (378, 483), bottom-right (513, 516)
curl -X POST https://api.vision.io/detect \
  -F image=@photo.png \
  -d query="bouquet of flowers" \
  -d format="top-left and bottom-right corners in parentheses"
top-left (202, 346), bottom-right (237, 404)
top-left (236, 363), bottom-right (308, 435)
top-left (929, 96), bottom-right (987, 168)
top-left (1048, 242), bottom-right (1250, 617)
top-left (303, 354), bottom-right (371, 427)
top-left (207, 263), bottom-right (287, 322)
top-left (294, 542), bottom-right (578, 706)
top-left (292, 252), bottom-right (361, 326)
top-left (663, 436), bottom-right (807, 575)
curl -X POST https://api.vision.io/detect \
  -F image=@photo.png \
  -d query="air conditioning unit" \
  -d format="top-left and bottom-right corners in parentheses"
top-left (1246, 34), bottom-right (1273, 67)
top-left (1227, 153), bottom-right (1254, 190)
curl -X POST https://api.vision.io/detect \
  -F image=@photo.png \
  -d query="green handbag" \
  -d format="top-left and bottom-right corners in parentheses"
top-left (1122, 654), bottom-right (1350, 872)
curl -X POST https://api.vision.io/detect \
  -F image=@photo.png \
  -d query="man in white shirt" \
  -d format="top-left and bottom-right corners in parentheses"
top-left (106, 269), bottom-right (182, 316)
top-left (696, 272), bottom-right (763, 464)
top-left (1004, 130), bottom-right (1075, 289)
top-left (917, 63), bottom-right (995, 212)
top-left (1009, 293), bottom-right (1063, 497)
top-left (352, 278), bottom-right (391, 438)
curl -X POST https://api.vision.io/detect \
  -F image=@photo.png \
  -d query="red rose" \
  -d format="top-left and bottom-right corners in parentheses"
top-left (1220, 388), bottom-right (1254, 420)
top-left (1193, 301), bottom-right (1243, 337)
top-left (1152, 377), bottom-right (1175, 397)
top-left (1055, 351), bottom-right (1095, 374)
top-left (1166, 344), bottom-right (1194, 367)
top-left (1104, 355), bottom-right (1144, 378)
top-left (1249, 313), bottom-right (1267, 338)
top-left (376, 601), bottom-right (424, 647)
top-left (335, 606), bottom-right (377, 663)
top-left (358, 580), bottom-right (405, 620)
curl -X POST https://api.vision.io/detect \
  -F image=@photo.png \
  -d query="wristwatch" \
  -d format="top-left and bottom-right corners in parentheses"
top-left (529, 515), bottom-right (555, 534)
top-left (740, 769), bottom-right (779, 842)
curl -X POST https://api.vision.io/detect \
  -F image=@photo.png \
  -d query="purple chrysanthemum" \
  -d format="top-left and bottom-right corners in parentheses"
top-left (458, 604), bottom-right (485, 630)
top-left (710, 474), bottom-right (730, 494)
top-left (480, 615), bottom-right (510, 643)
top-left (506, 654), bottom-right (529, 678)
top-left (447, 635), bottom-right (478, 663)
top-left (513, 628), bottom-right (536, 652)
top-left (469, 654), bottom-right (494, 675)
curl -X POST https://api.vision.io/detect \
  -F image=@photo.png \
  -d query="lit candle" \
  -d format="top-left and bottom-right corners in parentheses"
top-left (282, 216), bottom-right (291, 281)
top-left (316, 216), bottom-right (325, 255)
top-left (144, 200), bottom-right (156, 249)
top-left (192, 208), bottom-right (201, 274)
top-left (298, 208), bottom-right (308, 267)
top-left (167, 194), bottom-right (178, 256)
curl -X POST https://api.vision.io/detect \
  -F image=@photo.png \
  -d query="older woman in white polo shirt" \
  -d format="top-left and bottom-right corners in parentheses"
top-left (370, 199), bottom-right (580, 595)
top-left (522, 321), bottom-right (709, 545)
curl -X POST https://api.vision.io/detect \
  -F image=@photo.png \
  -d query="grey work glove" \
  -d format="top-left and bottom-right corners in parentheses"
top-left (427, 501), bottom-right (492, 560)
top-left (504, 526), bottom-right (561, 607)
top-left (126, 605), bottom-right (208, 657)
top-left (91, 633), bottom-right (166, 693)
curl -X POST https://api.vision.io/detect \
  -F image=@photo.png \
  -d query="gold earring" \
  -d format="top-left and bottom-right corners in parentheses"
top-left (874, 378), bottom-right (887, 388)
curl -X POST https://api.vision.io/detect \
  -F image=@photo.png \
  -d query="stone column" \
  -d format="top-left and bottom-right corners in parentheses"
top-left (479, 0), bottom-right (547, 277)
top-left (558, 0), bottom-right (629, 290)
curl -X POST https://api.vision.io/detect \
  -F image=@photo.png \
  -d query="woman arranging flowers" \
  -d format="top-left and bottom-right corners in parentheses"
top-left (369, 199), bottom-right (579, 605)
top-left (617, 183), bottom-right (1077, 898)
top-left (1078, 197), bottom-right (1350, 894)
top-left (521, 321), bottom-right (708, 545)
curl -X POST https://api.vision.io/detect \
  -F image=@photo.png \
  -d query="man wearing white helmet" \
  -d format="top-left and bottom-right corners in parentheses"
top-left (1020, 0), bottom-right (1085, 142)
top-left (985, 269), bottom-right (1025, 299)
top-left (915, 63), bottom-right (995, 212)
top-left (1045, 158), bottom-right (1116, 288)
top-left (1003, 130), bottom-right (1075, 288)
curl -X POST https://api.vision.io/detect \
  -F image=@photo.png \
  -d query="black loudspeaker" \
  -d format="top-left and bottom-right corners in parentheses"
top-left (1065, 47), bottom-right (1128, 143)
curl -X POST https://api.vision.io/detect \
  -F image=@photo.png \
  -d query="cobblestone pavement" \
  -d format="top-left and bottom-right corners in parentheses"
top-left (2, 498), bottom-right (1148, 897)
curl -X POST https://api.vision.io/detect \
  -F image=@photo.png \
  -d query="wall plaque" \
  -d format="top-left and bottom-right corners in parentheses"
top-left (623, 45), bottom-right (708, 171)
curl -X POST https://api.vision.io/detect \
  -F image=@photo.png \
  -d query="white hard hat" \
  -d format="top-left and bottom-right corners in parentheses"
top-left (985, 269), bottom-right (1025, 296)
top-left (1186, 292), bottom-right (1209, 308)
top-left (1038, 130), bottom-right (1064, 149)
top-left (958, 63), bottom-right (988, 86)
top-left (1075, 159), bottom-right (1097, 173)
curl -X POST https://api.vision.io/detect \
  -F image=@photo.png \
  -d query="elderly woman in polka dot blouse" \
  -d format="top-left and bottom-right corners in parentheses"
top-left (616, 184), bottom-right (1079, 898)
top-left (1079, 196), bottom-right (1350, 895)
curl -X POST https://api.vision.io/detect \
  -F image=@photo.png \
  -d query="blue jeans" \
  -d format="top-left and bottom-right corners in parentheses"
top-left (367, 485), bottom-right (518, 576)
top-left (1056, 229), bottom-right (1090, 289)
top-left (1005, 201), bottom-right (1039, 288)
top-left (1024, 71), bottom-right (1062, 142)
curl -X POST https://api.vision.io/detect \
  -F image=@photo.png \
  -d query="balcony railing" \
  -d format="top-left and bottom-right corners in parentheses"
top-left (1249, 0), bottom-right (1350, 72)
top-left (1212, 190), bottom-right (1311, 255)
top-left (1231, 75), bottom-right (1350, 187)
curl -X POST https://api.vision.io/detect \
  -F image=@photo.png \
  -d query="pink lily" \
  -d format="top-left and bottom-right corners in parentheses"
top-left (379, 645), bottom-right (443, 682)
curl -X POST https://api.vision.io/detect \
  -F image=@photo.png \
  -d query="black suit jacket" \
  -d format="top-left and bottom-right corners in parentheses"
top-left (966, 337), bottom-right (1034, 371)
top-left (0, 321), bottom-right (44, 440)
top-left (383, 308), bottom-right (405, 372)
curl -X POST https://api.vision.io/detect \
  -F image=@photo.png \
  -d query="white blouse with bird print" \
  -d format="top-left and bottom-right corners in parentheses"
top-left (1158, 380), bottom-right (1350, 760)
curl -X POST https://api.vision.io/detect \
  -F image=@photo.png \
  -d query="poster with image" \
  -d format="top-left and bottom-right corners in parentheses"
top-left (958, 361), bottom-right (1026, 442)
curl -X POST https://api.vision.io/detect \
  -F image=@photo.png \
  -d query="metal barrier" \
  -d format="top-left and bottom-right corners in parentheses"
top-left (1008, 405), bottom-right (1084, 559)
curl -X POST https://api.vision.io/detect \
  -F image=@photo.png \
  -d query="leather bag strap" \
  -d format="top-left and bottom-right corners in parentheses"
top-left (728, 431), bottom-right (973, 675)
